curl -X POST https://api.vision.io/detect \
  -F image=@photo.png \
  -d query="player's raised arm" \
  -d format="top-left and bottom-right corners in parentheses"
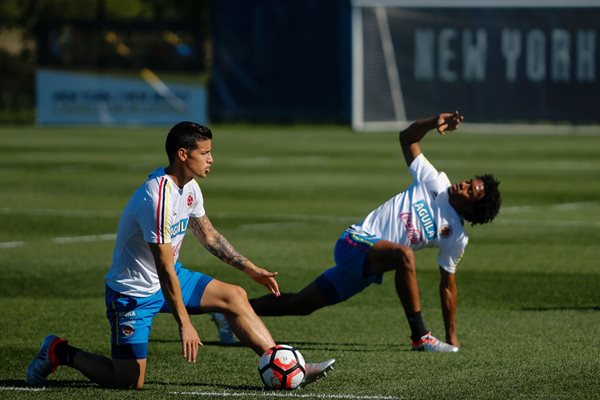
top-left (399, 111), bottom-right (464, 166)
top-left (439, 268), bottom-right (459, 347)
top-left (189, 215), bottom-right (280, 296)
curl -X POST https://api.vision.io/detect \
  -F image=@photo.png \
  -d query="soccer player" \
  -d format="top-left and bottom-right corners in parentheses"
top-left (27, 122), bottom-right (335, 389)
top-left (247, 111), bottom-right (501, 352)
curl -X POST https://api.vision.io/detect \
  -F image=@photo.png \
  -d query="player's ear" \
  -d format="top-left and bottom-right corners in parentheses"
top-left (177, 147), bottom-right (188, 162)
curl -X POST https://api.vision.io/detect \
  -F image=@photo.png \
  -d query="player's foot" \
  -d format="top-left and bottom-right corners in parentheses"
top-left (301, 359), bottom-right (336, 387)
top-left (26, 335), bottom-right (66, 386)
top-left (209, 313), bottom-right (239, 345)
top-left (411, 332), bottom-right (459, 353)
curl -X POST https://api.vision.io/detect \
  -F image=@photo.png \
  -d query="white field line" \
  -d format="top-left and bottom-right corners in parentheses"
top-left (0, 386), bottom-right (399, 399)
top-left (0, 234), bottom-right (116, 250)
top-left (0, 208), bottom-right (119, 218)
top-left (2, 201), bottom-right (597, 220)
top-left (502, 201), bottom-right (599, 214)
top-left (0, 241), bottom-right (26, 249)
top-left (0, 202), bottom-right (597, 249)
top-left (0, 207), bottom-right (354, 223)
top-left (171, 391), bottom-right (401, 400)
top-left (52, 233), bottom-right (116, 244)
top-left (496, 219), bottom-right (600, 227)
top-left (2, 201), bottom-right (597, 221)
top-left (0, 386), bottom-right (46, 392)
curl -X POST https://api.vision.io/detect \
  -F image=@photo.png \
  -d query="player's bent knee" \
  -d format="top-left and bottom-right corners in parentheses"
top-left (222, 285), bottom-right (250, 312)
top-left (403, 247), bottom-right (416, 267)
top-left (394, 245), bottom-right (415, 271)
top-left (229, 285), bottom-right (249, 303)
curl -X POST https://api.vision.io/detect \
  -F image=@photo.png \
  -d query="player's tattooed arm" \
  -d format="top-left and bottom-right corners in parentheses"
top-left (189, 215), bottom-right (248, 271)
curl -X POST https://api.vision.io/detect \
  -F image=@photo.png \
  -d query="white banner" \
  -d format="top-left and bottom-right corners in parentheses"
top-left (37, 69), bottom-right (208, 125)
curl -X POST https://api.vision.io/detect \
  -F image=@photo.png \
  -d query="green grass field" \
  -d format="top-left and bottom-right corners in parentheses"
top-left (1, 124), bottom-right (599, 399)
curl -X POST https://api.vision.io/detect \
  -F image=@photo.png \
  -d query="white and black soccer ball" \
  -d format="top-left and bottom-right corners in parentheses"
top-left (258, 344), bottom-right (306, 390)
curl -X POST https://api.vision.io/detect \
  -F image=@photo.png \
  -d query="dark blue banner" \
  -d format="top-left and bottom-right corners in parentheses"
top-left (385, 7), bottom-right (600, 123)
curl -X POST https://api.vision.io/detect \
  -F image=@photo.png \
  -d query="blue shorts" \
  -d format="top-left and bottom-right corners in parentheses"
top-left (315, 228), bottom-right (383, 304)
top-left (105, 262), bottom-right (213, 359)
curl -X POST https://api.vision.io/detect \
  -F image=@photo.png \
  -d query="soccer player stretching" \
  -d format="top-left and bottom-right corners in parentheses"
top-left (27, 122), bottom-right (334, 388)
top-left (248, 112), bottom-right (501, 352)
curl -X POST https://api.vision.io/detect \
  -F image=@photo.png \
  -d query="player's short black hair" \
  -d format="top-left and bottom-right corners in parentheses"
top-left (165, 121), bottom-right (212, 163)
top-left (464, 174), bottom-right (501, 226)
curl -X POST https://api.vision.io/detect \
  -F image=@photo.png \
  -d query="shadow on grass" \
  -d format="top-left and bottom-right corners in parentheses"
top-left (150, 339), bottom-right (408, 352)
top-left (282, 340), bottom-right (405, 352)
top-left (147, 381), bottom-right (263, 391)
top-left (151, 339), bottom-right (245, 348)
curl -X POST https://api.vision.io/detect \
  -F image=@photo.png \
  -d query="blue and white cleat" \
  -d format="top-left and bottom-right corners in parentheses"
top-left (26, 335), bottom-right (65, 386)
top-left (411, 332), bottom-right (459, 353)
top-left (209, 313), bottom-right (239, 345)
top-left (301, 358), bottom-right (336, 387)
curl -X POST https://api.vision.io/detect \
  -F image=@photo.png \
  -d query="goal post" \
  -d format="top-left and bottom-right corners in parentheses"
top-left (352, 3), bottom-right (408, 131)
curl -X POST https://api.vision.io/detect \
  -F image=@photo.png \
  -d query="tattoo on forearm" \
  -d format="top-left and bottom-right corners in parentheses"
top-left (209, 233), bottom-right (247, 271)
top-left (190, 216), bottom-right (247, 270)
top-left (189, 217), bottom-right (204, 237)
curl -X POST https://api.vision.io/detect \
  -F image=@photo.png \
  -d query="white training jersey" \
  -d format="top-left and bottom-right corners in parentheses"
top-left (105, 167), bottom-right (206, 297)
top-left (355, 154), bottom-right (468, 274)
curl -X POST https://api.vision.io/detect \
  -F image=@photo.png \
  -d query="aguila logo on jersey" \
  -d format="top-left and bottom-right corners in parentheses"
top-left (187, 194), bottom-right (194, 207)
top-left (170, 218), bottom-right (189, 237)
top-left (413, 201), bottom-right (437, 240)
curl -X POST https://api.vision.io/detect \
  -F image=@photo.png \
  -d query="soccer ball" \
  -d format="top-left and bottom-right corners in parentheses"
top-left (258, 344), bottom-right (306, 390)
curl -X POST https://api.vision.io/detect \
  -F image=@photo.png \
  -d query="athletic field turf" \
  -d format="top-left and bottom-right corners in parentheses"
top-left (1, 124), bottom-right (599, 399)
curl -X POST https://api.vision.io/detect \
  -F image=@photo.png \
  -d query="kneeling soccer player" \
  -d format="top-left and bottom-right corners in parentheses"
top-left (27, 122), bottom-right (334, 389)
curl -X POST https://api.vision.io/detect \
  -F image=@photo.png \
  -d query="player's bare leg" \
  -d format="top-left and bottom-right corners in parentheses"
top-left (201, 280), bottom-right (275, 355)
top-left (365, 241), bottom-right (458, 352)
top-left (250, 281), bottom-right (330, 316)
top-left (365, 240), bottom-right (421, 313)
top-left (203, 280), bottom-right (337, 385)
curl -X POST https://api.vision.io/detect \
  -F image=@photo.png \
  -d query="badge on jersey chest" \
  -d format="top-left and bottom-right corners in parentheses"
top-left (187, 193), bottom-right (194, 208)
top-left (440, 225), bottom-right (453, 238)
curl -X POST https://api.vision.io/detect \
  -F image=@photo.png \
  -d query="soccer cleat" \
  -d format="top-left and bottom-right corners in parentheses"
top-left (26, 335), bottom-right (66, 386)
top-left (411, 332), bottom-right (459, 353)
top-left (209, 313), bottom-right (239, 345)
top-left (301, 358), bottom-right (336, 387)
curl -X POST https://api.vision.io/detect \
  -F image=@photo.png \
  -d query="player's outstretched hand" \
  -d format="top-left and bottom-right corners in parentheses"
top-left (179, 321), bottom-right (202, 363)
top-left (247, 265), bottom-right (280, 296)
top-left (436, 111), bottom-right (464, 135)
